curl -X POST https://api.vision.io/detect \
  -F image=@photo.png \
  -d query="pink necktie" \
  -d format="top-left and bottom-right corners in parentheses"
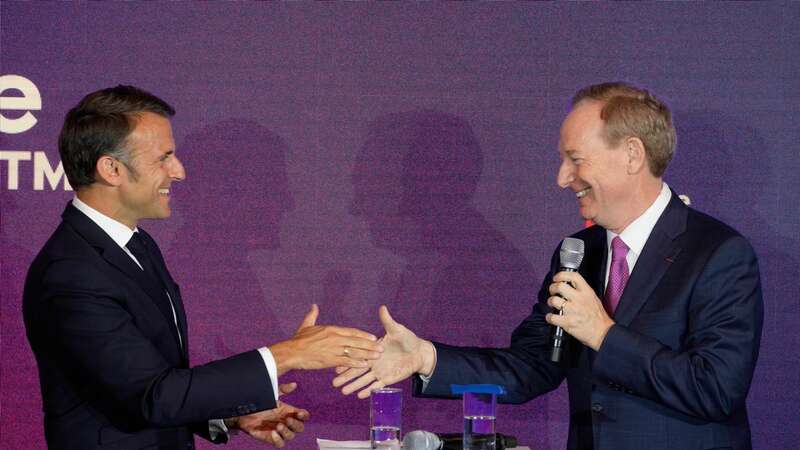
top-left (604, 236), bottom-right (630, 316)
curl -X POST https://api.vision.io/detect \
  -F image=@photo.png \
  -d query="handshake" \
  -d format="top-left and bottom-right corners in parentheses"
top-left (233, 304), bottom-right (432, 447)
top-left (332, 305), bottom-right (437, 398)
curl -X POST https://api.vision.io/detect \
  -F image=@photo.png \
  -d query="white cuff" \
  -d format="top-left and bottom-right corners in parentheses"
top-left (417, 344), bottom-right (438, 392)
top-left (258, 346), bottom-right (280, 402)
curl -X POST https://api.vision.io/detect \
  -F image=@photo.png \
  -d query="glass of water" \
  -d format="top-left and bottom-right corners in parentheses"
top-left (370, 387), bottom-right (402, 450)
top-left (452, 384), bottom-right (505, 450)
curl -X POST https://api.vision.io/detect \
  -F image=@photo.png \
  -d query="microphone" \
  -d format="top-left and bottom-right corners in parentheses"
top-left (402, 430), bottom-right (517, 450)
top-left (551, 237), bottom-right (585, 363)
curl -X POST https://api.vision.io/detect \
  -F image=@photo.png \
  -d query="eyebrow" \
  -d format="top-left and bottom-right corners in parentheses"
top-left (156, 149), bottom-right (175, 161)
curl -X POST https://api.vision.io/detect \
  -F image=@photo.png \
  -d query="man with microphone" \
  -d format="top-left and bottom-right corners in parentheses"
top-left (335, 82), bottom-right (763, 450)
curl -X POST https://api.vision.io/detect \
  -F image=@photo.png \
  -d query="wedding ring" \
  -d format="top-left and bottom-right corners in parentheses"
top-left (343, 346), bottom-right (351, 356)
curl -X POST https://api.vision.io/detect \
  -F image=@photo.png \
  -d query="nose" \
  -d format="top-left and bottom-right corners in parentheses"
top-left (557, 160), bottom-right (573, 189)
top-left (170, 155), bottom-right (186, 181)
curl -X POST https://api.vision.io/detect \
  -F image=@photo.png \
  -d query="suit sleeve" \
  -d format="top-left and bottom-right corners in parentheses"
top-left (593, 235), bottom-right (763, 421)
top-left (40, 258), bottom-right (278, 431)
top-left (415, 247), bottom-right (566, 404)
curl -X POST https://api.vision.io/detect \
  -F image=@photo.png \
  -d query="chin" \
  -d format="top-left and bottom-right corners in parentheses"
top-left (152, 209), bottom-right (172, 220)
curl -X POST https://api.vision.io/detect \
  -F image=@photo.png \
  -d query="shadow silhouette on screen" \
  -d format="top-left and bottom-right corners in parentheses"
top-left (348, 109), bottom-right (543, 438)
top-left (350, 109), bottom-right (537, 347)
top-left (169, 119), bottom-right (295, 362)
top-left (672, 109), bottom-right (799, 448)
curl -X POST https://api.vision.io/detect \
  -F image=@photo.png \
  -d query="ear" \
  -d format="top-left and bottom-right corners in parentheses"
top-left (624, 137), bottom-right (647, 175)
top-left (95, 155), bottom-right (124, 186)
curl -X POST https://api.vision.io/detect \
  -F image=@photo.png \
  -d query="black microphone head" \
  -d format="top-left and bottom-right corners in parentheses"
top-left (402, 430), bottom-right (441, 450)
top-left (559, 237), bottom-right (585, 270)
top-left (500, 433), bottom-right (518, 449)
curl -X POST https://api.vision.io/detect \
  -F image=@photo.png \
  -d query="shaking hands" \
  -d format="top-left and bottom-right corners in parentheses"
top-left (269, 304), bottom-right (385, 376)
top-left (333, 306), bottom-right (436, 399)
top-left (231, 305), bottom-right (432, 447)
top-left (237, 304), bottom-right (386, 447)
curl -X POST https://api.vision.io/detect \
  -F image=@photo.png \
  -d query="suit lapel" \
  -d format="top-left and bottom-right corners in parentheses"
top-left (577, 226), bottom-right (607, 369)
top-left (171, 290), bottom-right (189, 362)
top-left (162, 278), bottom-right (189, 362)
top-left (61, 204), bottom-right (182, 347)
top-left (612, 193), bottom-right (687, 326)
top-left (142, 230), bottom-right (189, 362)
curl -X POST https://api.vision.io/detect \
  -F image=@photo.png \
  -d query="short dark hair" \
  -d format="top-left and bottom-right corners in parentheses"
top-left (58, 85), bottom-right (175, 189)
top-left (572, 82), bottom-right (676, 177)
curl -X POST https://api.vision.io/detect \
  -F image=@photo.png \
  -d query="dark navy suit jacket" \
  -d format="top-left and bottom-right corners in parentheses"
top-left (415, 193), bottom-right (763, 450)
top-left (23, 204), bottom-right (276, 449)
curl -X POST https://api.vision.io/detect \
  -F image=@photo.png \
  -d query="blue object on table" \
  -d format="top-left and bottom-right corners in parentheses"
top-left (450, 384), bottom-right (506, 395)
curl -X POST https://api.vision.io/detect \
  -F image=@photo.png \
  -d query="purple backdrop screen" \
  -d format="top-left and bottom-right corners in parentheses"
top-left (2, 4), bottom-right (798, 449)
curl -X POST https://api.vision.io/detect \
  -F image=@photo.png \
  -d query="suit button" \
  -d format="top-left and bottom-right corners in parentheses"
top-left (591, 403), bottom-right (603, 413)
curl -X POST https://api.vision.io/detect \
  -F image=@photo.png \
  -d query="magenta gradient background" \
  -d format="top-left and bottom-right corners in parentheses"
top-left (2, 3), bottom-right (799, 449)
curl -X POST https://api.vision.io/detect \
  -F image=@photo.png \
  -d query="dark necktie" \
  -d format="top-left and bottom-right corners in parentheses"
top-left (126, 232), bottom-right (158, 279)
top-left (126, 232), bottom-right (183, 349)
top-left (604, 236), bottom-right (630, 316)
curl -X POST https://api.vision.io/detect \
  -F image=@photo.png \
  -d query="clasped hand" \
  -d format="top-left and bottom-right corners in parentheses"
top-left (333, 306), bottom-right (435, 399)
top-left (232, 382), bottom-right (309, 448)
top-left (237, 305), bottom-right (383, 446)
top-left (270, 304), bottom-right (384, 375)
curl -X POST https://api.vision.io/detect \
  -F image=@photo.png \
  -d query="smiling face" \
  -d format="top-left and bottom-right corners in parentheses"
top-left (116, 112), bottom-right (185, 228)
top-left (557, 100), bottom-right (639, 233)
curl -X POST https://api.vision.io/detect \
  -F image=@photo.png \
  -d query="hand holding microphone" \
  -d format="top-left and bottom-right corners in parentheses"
top-left (546, 238), bottom-right (616, 353)
top-left (550, 237), bottom-right (585, 362)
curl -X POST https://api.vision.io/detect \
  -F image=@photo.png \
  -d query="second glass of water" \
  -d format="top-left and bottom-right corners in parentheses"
top-left (370, 387), bottom-right (402, 450)
top-left (451, 384), bottom-right (505, 450)
top-left (463, 391), bottom-right (496, 450)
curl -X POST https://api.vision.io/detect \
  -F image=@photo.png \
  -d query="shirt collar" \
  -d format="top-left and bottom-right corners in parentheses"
top-left (72, 196), bottom-right (138, 249)
top-left (606, 182), bottom-right (672, 258)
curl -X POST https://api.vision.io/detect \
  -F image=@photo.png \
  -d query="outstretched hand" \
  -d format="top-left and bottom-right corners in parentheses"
top-left (234, 382), bottom-right (310, 448)
top-left (332, 306), bottom-right (436, 399)
top-left (269, 304), bottom-right (384, 375)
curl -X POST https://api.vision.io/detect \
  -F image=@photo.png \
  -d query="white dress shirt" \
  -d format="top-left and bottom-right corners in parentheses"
top-left (604, 182), bottom-right (672, 288)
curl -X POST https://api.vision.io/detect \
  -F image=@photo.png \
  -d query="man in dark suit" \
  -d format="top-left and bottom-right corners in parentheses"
top-left (334, 82), bottom-right (763, 450)
top-left (23, 85), bottom-right (383, 449)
